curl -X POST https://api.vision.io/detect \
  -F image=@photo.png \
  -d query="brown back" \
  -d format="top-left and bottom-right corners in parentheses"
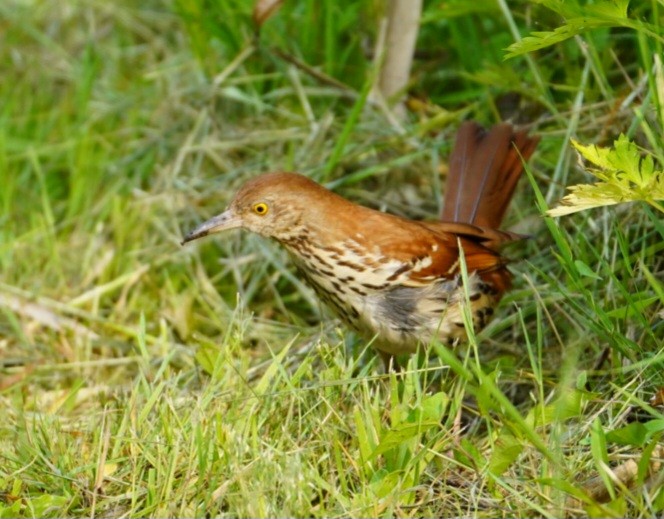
top-left (441, 122), bottom-right (539, 229)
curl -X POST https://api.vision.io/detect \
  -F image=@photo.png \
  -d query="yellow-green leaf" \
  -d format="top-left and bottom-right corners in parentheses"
top-left (548, 135), bottom-right (664, 216)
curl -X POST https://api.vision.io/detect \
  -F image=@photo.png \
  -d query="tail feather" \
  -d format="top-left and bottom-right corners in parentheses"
top-left (442, 122), bottom-right (539, 230)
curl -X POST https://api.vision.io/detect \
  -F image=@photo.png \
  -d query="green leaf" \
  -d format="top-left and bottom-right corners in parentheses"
top-left (505, 25), bottom-right (589, 58)
top-left (454, 438), bottom-right (483, 470)
top-left (538, 477), bottom-right (592, 503)
top-left (605, 295), bottom-right (659, 319)
top-left (537, 0), bottom-right (629, 19)
top-left (488, 433), bottom-right (523, 476)
top-left (369, 421), bottom-right (439, 460)
top-left (587, 495), bottom-right (627, 518)
top-left (254, 337), bottom-right (295, 395)
top-left (505, 0), bottom-right (631, 58)
top-left (354, 407), bottom-right (376, 471)
top-left (576, 370), bottom-right (588, 390)
top-left (378, 393), bottom-right (448, 467)
top-left (26, 494), bottom-right (70, 518)
top-left (640, 262), bottom-right (664, 302)
top-left (590, 419), bottom-right (609, 464)
top-left (195, 343), bottom-right (218, 375)
top-left (0, 500), bottom-right (24, 519)
top-left (574, 260), bottom-right (602, 280)
top-left (548, 136), bottom-right (664, 216)
top-left (604, 419), bottom-right (664, 448)
top-left (606, 422), bottom-right (649, 447)
top-left (526, 387), bottom-right (583, 428)
top-left (408, 392), bottom-right (449, 423)
top-left (369, 470), bottom-right (402, 499)
top-left (504, 0), bottom-right (664, 60)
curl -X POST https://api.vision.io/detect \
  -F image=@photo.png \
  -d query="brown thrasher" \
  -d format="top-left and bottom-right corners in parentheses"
top-left (183, 122), bottom-right (539, 364)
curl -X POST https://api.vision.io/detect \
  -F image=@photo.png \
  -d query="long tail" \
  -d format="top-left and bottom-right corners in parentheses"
top-left (442, 122), bottom-right (539, 229)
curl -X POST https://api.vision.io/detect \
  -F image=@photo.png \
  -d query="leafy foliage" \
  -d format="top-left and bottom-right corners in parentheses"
top-left (505, 0), bottom-right (663, 58)
top-left (547, 135), bottom-right (664, 216)
top-left (1, 0), bottom-right (664, 517)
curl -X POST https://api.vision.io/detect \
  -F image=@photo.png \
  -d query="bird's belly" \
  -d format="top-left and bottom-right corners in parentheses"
top-left (361, 278), bottom-right (498, 355)
top-left (296, 259), bottom-right (498, 355)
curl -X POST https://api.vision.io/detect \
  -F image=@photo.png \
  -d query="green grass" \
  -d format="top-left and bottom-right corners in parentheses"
top-left (1, 0), bottom-right (663, 517)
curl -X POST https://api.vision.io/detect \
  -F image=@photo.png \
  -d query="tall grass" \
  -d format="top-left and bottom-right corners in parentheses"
top-left (0, 0), bottom-right (662, 517)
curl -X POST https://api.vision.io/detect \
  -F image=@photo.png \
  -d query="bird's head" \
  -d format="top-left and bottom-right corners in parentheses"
top-left (182, 172), bottom-right (338, 244)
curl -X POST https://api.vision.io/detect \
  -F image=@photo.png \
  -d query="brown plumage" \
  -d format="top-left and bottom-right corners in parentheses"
top-left (183, 122), bottom-right (539, 362)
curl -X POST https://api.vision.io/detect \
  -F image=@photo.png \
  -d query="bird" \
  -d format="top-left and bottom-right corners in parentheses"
top-left (182, 122), bottom-right (539, 367)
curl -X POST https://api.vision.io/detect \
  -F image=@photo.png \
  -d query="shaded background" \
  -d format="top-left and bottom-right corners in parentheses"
top-left (1, 1), bottom-right (663, 517)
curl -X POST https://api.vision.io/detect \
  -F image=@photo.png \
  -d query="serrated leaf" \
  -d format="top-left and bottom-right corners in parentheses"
top-left (573, 136), bottom-right (655, 188)
top-left (537, 0), bottom-right (629, 19)
top-left (546, 183), bottom-right (626, 216)
top-left (584, 0), bottom-right (629, 19)
top-left (506, 0), bottom-right (629, 59)
top-left (436, 1), bottom-right (499, 18)
top-left (506, 24), bottom-right (587, 58)
top-left (547, 135), bottom-right (664, 216)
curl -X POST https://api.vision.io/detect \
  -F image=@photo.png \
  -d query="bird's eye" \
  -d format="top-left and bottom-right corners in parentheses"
top-left (253, 202), bottom-right (269, 215)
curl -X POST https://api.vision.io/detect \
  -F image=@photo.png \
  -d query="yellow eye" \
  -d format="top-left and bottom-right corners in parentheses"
top-left (253, 202), bottom-right (269, 216)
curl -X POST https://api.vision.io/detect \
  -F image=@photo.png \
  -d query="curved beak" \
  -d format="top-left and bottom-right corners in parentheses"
top-left (181, 209), bottom-right (242, 245)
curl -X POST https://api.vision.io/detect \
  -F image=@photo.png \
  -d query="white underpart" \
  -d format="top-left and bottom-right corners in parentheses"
top-left (287, 238), bottom-right (495, 355)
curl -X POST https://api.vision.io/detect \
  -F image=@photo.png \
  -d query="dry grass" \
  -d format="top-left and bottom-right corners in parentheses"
top-left (1, 0), bottom-right (663, 517)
